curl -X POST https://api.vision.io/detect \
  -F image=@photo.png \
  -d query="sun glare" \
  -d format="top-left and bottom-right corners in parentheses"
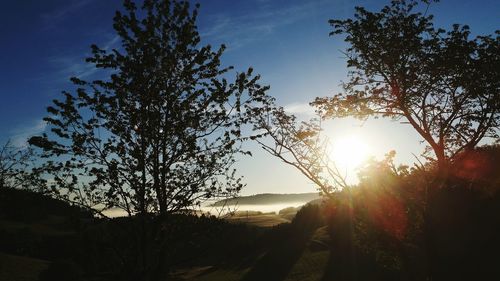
top-left (331, 135), bottom-right (370, 174)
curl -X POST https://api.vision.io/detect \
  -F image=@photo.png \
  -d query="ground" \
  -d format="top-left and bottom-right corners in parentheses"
top-left (0, 253), bottom-right (49, 281)
top-left (173, 226), bottom-right (331, 281)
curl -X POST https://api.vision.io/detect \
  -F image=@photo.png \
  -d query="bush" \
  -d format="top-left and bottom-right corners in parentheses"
top-left (292, 203), bottom-right (323, 233)
top-left (278, 206), bottom-right (298, 215)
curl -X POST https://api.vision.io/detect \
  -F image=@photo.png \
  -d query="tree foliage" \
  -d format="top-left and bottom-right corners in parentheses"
top-left (0, 140), bottom-right (28, 189)
top-left (0, 140), bottom-right (41, 190)
top-left (313, 0), bottom-right (500, 172)
top-left (251, 104), bottom-right (348, 195)
top-left (29, 0), bottom-right (269, 217)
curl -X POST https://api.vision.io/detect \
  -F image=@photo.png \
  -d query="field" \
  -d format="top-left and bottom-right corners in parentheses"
top-left (225, 212), bottom-right (291, 227)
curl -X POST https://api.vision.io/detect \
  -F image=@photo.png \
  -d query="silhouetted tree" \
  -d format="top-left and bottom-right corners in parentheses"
top-left (0, 140), bottom-right (36, 190)
top-left (29, 1), bottom-right (271, 279)
top-left (251, 105), bottom-right (348, 196)
top-left (29, 0), bottom-right (269, 217)
top-left (314, 0), bottom-right (500, 174)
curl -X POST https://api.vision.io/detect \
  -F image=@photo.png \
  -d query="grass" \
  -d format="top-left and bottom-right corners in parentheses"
top-left (283, 227), bottom-right (331, 281)
top-left (175, 226), bottom-right (332, 281)
top-left (0, 252), bottom-right (49, 281)
top-left (225, 213), bottom-right (291, 227)
top-left (283, 249), bottom-right (330, 281)
top-left (189, 267), bottom-right (252, 281)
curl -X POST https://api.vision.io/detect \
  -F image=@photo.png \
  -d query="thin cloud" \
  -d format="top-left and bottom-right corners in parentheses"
top-left (45, 34), bottom-right (121, 82)
top-left (283, 102), bottom-right (316, 117)
top-left (101, 35), bottom-right (121, 51)
top-left (41, 0), bottom-right (94, 29)
top-left (10, 119), bottom-right (47, 148)
top-left (200, 0), bottom-right (332, 50)
top-left (48, 55), bottom-right (98, 79)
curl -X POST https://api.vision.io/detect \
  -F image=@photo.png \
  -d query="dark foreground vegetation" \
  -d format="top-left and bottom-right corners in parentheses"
top-left (1, 144), bottom-right (499, 281)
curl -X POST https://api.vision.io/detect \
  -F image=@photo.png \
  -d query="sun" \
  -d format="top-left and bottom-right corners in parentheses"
top-left (331, 134), bottom-right (370, 173)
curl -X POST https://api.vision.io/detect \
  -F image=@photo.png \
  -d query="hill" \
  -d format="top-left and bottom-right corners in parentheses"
top-left (0, 188), bottom-right (92, 222)
top-left (211, 192), bottom-right (321, 206)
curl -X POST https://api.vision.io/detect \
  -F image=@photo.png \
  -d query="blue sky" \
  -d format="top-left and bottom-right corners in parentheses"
top-left (0, 0), bottom-right (498, 194)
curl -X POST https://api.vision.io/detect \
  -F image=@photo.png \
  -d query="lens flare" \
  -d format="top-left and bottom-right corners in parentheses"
top-left (331, 135), bottom-right (370, 171)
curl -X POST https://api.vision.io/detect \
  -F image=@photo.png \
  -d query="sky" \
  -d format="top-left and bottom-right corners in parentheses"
top-left (0, 0), bottom-right (498, 195)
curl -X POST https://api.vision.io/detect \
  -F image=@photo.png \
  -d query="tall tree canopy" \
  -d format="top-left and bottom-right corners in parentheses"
top-left (29, 0), bottom-right (269, 217)
top-left (314, 0), bottom-right (500, 172)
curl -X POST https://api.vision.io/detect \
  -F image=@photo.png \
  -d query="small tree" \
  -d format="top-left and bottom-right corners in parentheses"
top-left (251, 104), bottom-right (348, 196)
top-left (29, 0), bottom-right (269, 217)
top-left (313, 0), bottom-right (500, 174)
top-left (0, 140), bottom-right (35, 190)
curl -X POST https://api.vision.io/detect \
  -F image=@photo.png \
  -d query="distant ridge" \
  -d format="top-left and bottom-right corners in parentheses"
top-left (211, 192), bottom-right (321, 206)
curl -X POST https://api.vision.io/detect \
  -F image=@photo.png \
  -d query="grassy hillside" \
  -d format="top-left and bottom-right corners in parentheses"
top-left (0, 253), bottom-right (49, 281)
top-left (0, 188), bottom-right (92, 222)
